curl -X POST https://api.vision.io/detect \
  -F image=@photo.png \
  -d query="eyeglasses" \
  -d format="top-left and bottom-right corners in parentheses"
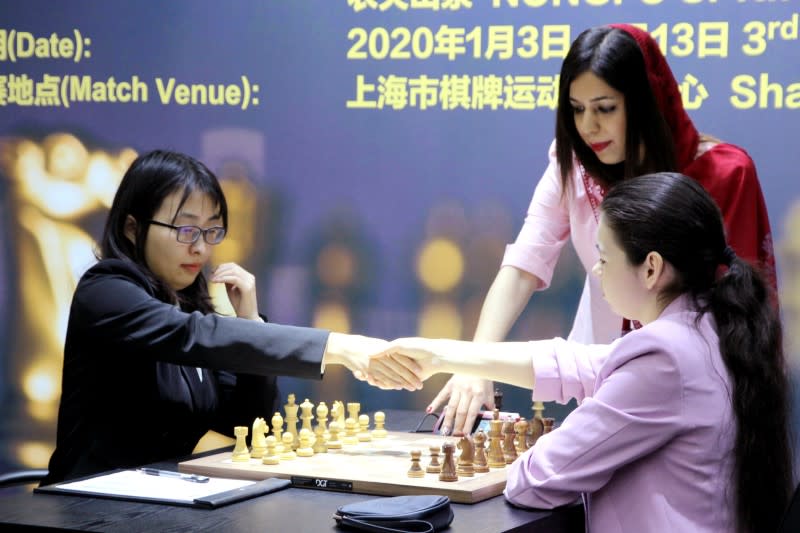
top-left (148, 220), bottom-right (227, 245)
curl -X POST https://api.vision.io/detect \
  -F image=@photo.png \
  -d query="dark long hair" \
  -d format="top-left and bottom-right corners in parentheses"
top-left (555, 26), bottom-right (675, 190)
top-left (600, 172), bottom-right (792, 533)
top-left (99, 149), bottom-right (228, 313)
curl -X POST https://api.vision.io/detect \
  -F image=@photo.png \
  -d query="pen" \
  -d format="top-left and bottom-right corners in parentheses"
top-left (137, 468), bottom-right (210, 483)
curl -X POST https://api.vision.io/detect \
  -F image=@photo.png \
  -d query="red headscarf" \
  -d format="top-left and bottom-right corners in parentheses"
top-left (609, 23), bottom-right (777, 295)
top-left (610, 24), bottom-right (700, 171)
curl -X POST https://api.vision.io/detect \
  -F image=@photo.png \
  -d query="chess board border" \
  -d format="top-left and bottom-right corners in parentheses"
top-left (179, 430), bottom-right (508, 504)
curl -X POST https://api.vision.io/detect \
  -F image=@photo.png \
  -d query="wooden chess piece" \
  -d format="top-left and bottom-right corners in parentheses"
top-left (357, 414), bottom-right (372, 442)
top-left (488, 412), bottom-right (506, 469)
top-left (407, 449), bottom-right (425, 478)
top-left (426, 445), bottom-right (442, 474)
top-left (297, 428), bottom-right (314, 457)
top-left (502, 421), bottom-right (518, 464)
top-left (372, 411), bottom-right (388, 439)
top-left (279, 432), bottom-right (297, 460)
top-left (343, 417), bottom-right (359, 446)
top-left (262, 435), bottom-right (280, 465)
top-left (300, 398), bottom-right (315, 434)
top-left (232, 426), bottom-right (251, 462)
top-left (456, 435), bottom-right (475, 477)
top-left (514, 419), bottom-right (529, 454)
top-left (316, 401), bottom-right (329, 440)
top-left (528, 416), bottom-right (544, 448)
top-left (532, 400), bottom-right (545, 420)
top-left (331, 401), bottom-right (345, 428)
top-left (313, 424), bottom-right (328, 454)
top-left (271, 411), bottom-right (284, 440)
top-left (284, 394), bottom-right (299, 449)
top-left (494, 388), bottom-right (504, 411)
top-left (473, 430), bottom-right (489, 473)
top-left (346, 402), bottom-right (360, 424)
top-left (250, 417), bottom-right (267, 458)
top-left (439, 442), bottom-right (458, 482)
top-left (327, 421), bottom-right (342, 450)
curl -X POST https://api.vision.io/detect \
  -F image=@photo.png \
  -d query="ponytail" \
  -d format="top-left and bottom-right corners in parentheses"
top-left (602, 173), bottom-right (793, 532)
top-left (709, 256), bottom-right (792, 533)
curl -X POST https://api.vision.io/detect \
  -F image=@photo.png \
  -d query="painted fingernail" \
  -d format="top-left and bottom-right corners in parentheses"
top-left (426, 406), bottom-right (433, 413)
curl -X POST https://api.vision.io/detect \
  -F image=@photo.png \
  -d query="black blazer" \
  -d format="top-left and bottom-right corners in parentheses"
top-left (43, 259), bottom-right (329, 484)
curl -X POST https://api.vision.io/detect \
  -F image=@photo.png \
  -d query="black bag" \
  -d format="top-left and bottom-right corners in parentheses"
top-left (334, 494), bottom-right (454, 533)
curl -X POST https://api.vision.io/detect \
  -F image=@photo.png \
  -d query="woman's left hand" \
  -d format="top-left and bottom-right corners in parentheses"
top-left (210, 262), bottom-right (261, 321)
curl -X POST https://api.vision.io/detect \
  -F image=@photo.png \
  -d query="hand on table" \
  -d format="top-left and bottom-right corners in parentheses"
top-left (426, 375), bottom-right (494, 436)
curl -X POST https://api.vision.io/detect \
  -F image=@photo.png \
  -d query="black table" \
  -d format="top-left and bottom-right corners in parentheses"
top-left (0, 410), bottom-right (585, 532)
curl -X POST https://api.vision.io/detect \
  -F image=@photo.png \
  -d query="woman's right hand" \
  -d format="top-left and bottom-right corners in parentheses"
top-left (423, 266), bottom-right (537, 435)
top-left (426, 375), bottom-right (495, 436)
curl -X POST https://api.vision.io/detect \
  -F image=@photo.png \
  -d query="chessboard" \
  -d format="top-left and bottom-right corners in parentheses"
top-left (179, 429), bottom-right (508, 504)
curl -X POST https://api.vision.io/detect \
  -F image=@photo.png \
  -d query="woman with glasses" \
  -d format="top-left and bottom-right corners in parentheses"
top-left (42, 150), bottom-right (420, 485)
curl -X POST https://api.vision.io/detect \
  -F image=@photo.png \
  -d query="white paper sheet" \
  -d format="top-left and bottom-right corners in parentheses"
top-left (54, 469), bottom-right (254, 502)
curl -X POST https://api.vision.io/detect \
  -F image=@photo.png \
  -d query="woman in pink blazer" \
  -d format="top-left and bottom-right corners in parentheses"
top-left (388, 172), bottom-right (791, 533)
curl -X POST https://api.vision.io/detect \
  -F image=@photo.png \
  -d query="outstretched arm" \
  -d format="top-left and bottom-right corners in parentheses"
top-left (388, 337), bottom-right (536, 391)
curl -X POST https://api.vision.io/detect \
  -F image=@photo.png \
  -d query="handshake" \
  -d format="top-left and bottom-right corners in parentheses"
top-left (323, 332), bottom-right (533, 392)
top-left (323, 333), bottom-right (536, 435)
top-left (323, 332), bottom-right (450, 391)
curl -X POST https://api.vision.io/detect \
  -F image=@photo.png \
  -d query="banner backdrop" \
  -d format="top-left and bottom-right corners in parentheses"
top-left (1, 1), bottom-right (798, 468)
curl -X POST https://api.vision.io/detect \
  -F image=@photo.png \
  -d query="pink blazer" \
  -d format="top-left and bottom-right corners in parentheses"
top-left (505, 295), bottom-right (736, 532)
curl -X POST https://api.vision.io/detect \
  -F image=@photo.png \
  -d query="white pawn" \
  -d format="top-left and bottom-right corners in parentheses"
top-left (280, 432), bottom-right (296, 460)
top-left (313, 424), bottom-right (328, 454)
top-left (327, 421), bottom-right (342, 450)
top-left (358, 414), bottom-right (372, 442)
top-left (297, 428), bottom-right (314, 457)
top-left (262, 435), bottom-right (280, 465)
top-left (343, 417), bottom-right (359, 446)
top-left (372, 411), bottom-right (388, 439)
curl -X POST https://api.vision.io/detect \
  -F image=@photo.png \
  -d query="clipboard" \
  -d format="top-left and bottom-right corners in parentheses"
top-left (34, 468), bottom-right (290, 508)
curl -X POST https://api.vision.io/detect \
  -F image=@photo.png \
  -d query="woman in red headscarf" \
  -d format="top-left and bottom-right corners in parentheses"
top-left (427, 24), bottom-right (776, 435)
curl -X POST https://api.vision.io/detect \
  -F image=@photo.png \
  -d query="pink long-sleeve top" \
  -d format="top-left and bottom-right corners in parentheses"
top-left (502, 138), bottom-right (775, 344)
top-left (504, 295), bottom-right (736, 532)
top-left (502, 140), bottom-right (621, 344)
